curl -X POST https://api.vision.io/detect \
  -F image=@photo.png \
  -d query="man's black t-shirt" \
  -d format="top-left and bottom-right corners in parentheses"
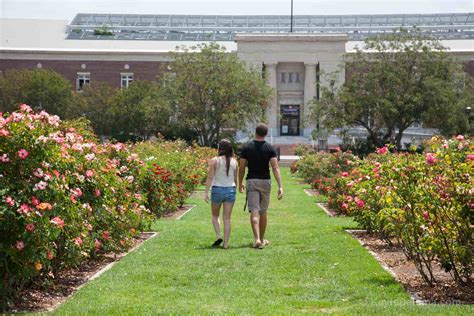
top-left (240, 140), bottom-right (277, 180)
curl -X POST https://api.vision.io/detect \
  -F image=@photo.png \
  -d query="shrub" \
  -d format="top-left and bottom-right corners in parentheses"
top-left (329, 138), bottom-right (472, 285)
top-left (133, 140), bottom-right (215, 216)
top-left (0, 105), bottom-right (152, 306)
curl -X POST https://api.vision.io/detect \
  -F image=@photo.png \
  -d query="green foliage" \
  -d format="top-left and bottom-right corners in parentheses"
top-left (160, 43), bottom-right (272, 146)
top-left (0, 105), bottom-right (216, 307)
top-left (67, 81), bottom-right (118, 136)
top-left (132, 140), bottom-right (215, 216)
top-left (0, 105), bottom-right (152, 306)
top-left (0, 69), bottom-right (73, 115)
top-left (297, 136), bottom-right (473, 285)
top-left (111, 80), bottom-right (170, 141)
top-left (310, 28), bottom-right (473, 150)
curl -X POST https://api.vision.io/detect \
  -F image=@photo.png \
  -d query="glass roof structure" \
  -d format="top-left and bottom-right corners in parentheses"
top-left (66, 13), bottom-right (474, 41)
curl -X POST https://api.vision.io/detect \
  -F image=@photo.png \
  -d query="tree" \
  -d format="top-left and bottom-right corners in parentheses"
top-left (0, 69), bottom-right (73, 115)
top-left (111, 80), bottom-right (170, 141)
top-left (309, 28), bottom-right (473, 150)
top-left (160, 43), bottom-right (272, 146)
top-left (67, 81), bottom-right (118, 136)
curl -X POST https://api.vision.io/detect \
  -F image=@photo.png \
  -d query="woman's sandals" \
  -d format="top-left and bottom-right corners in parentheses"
top-left (212, 238), bottom-right (223, 248)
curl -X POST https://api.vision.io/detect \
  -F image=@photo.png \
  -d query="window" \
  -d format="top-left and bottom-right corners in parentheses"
top-left (121, 73), bottom-right (134, 88)
top-left (288, 72), bottom-right (293, 83)
top-left (280, 72), bottom-right (286, 83)
top-left (294, 72), bottom-right (300, 83)
top-left (76, 72), bottom-right (90, 92)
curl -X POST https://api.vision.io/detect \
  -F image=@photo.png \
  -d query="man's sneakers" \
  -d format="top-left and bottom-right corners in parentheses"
top-left (262, 239), bottom-right (270, 246)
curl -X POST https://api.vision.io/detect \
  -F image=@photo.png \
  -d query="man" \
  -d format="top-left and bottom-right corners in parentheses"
top-left (239, 123), bottom-right (283, 249)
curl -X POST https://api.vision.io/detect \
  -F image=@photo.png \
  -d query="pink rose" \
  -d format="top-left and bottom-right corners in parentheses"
top-left (376, 147), bottom-right (388, 155)
top-left (19, 203), bottom-right (31, 214)
top-left (456, 135), bottom-right (464, 141)
top-left (425, 153), bottom-right (437, 165)
top-left (422, 211), bottom-right (429, 220)
top-left (85, 170), bottom-right (94, 178)
top-left (357, 200), bottom-right (365, 208)
top-left (467, 154), bottom-right (474, 161)
top-left (17, 149), bottom-right (29, 160)
top-left (47, 251), bottom-right (54, 260)
top-left (31, 196), bottom-right (40, 206)
top-left (50, 216), bottom-right (64, 228)
top-left (26, 223), bottom-right (35, 232)
top-left (16, 241), bottom-right (24, 251)
top-left (95, 189), bottom-right (101, 197)
top-left (5, 196), bottom-right (15, 207)
top-left (103, 231), bottom-right (110, 241)
top-left (74, 237), bottom-right (83, 247)
top-left (0, 129), bottom-right (10, 137)
top-left (341, 203), bottom-right (348, 210)
top-left (341, 172), bottom-right (349, 177)
top-left (0, 154), bottom-right (10, 163)
top-left (95, 239), bottom-right (101, 252)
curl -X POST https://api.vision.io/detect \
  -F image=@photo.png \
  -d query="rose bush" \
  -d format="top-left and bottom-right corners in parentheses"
top-left (0, 106), bottom-right (216, 306)
top-left (133, 140), bottom-right (215, 216)
top-left (297, 138), bottom-right (472, 285)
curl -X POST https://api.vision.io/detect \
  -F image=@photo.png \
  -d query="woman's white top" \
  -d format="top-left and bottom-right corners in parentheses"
top-left (212, 156), bottom-right (237, 187)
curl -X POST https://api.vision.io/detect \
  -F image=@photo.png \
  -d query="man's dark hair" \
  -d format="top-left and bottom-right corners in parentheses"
top-left (255, 123), bottom-right (268, 137)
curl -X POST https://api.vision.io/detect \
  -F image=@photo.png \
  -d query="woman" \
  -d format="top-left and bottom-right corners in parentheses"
top-left (204, 139), bottom-right (238, 249)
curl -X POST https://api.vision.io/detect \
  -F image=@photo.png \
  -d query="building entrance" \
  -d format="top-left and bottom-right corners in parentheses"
top-left (280, 105), bottom-right (300, 136)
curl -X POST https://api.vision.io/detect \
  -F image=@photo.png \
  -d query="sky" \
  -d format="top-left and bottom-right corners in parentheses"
top-left (0, 0), bottom-right (472, 20)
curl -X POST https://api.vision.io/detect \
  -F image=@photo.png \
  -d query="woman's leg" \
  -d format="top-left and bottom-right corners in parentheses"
top-left (222, 202), bottom-right (234, 248)
top-left (211, 202), bottom-right (222, 240)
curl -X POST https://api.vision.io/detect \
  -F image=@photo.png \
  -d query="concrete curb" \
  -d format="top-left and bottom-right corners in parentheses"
top-left (345, 229), bottom-right (428, 305)
top-left (46, 231), bottom-right (159, 312)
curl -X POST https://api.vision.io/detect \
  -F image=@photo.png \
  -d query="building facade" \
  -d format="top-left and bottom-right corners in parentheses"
top-left (1, 13), bottom-right (473, 147)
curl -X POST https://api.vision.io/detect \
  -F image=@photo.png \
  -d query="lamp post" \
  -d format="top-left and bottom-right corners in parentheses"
top-left (290, 0), bottom-right (294, 33)
top-left (465, 106), bottom-right (472, 136)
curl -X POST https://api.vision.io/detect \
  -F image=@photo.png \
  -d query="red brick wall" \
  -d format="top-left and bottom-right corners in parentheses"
top-left (463, 61), bottom-right (474, 77)
top-left (0, 59), bottom-right (168, 88)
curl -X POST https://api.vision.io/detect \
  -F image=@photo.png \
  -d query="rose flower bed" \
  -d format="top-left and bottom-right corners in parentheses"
top-left (133, 140), bottom-right (214, 216)
top-left (295, 136), bottom-right (473, 286)
top-left (0, 106), bottom-right (214, 308)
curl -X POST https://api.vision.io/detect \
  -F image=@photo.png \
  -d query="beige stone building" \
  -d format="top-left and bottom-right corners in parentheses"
top-left (1, 13), bottom-right (473, 148)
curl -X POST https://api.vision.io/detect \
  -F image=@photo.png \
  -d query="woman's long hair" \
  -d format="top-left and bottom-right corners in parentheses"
top-left (218, 139), bottom-right (233, 176)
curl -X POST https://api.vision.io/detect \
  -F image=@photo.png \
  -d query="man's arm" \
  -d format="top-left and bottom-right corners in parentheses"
top-left (270, 157), bottom-right (283, 200)
top-left (238, 158), bottom-right (247, 193)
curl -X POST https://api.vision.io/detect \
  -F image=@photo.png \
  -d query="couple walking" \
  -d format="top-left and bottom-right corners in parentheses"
top-left (204, 123), bottom-right (284, 249)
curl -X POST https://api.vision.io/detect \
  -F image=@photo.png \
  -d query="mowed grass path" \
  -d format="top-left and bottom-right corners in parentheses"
top-left (55, 169), bottom-right (473, 315)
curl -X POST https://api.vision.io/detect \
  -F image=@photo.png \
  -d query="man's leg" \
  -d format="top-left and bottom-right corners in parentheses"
top-left (259, 211), bottom-right (267, 241)
top-left (250, 210), bottom-right (261, 247)
top-left (259, 181), bottom-right (271, 246)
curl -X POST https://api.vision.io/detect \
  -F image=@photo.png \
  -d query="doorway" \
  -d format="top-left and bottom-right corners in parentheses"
top-left (280, 105), bottom-right (300, 136)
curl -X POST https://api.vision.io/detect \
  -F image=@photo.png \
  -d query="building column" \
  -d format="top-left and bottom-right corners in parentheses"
top-left (265, 62), bottom-right (278, 137)
top-left (303, 63), bottom-right (317, 137)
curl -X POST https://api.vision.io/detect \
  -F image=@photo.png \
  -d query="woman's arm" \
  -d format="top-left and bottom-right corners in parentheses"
top-left (204, 158), bottom-right (216, 203)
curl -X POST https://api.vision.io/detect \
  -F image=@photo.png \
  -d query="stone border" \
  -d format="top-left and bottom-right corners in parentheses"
top-left (345, 229), bottom-right (428, 305)
top-left (46, 232), bottom-right (158, 312)
top-left (303, 189), bottom-right (318, 197)
top-left (176, 204), bottom-right (197, 220)
top-left (316, 202), bottom-right (339, 217)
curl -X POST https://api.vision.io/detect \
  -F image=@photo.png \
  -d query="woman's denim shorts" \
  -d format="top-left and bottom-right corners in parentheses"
top-left (211, 186), bottom-right (236, 204)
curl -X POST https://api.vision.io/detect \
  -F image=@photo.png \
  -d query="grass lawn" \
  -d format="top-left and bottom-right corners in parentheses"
top-left (55, 168), bottom-right (473, 315)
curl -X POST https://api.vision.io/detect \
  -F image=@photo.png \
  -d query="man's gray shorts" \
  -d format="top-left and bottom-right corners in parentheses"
top-left (246, 179), bottom-right (272, 214)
